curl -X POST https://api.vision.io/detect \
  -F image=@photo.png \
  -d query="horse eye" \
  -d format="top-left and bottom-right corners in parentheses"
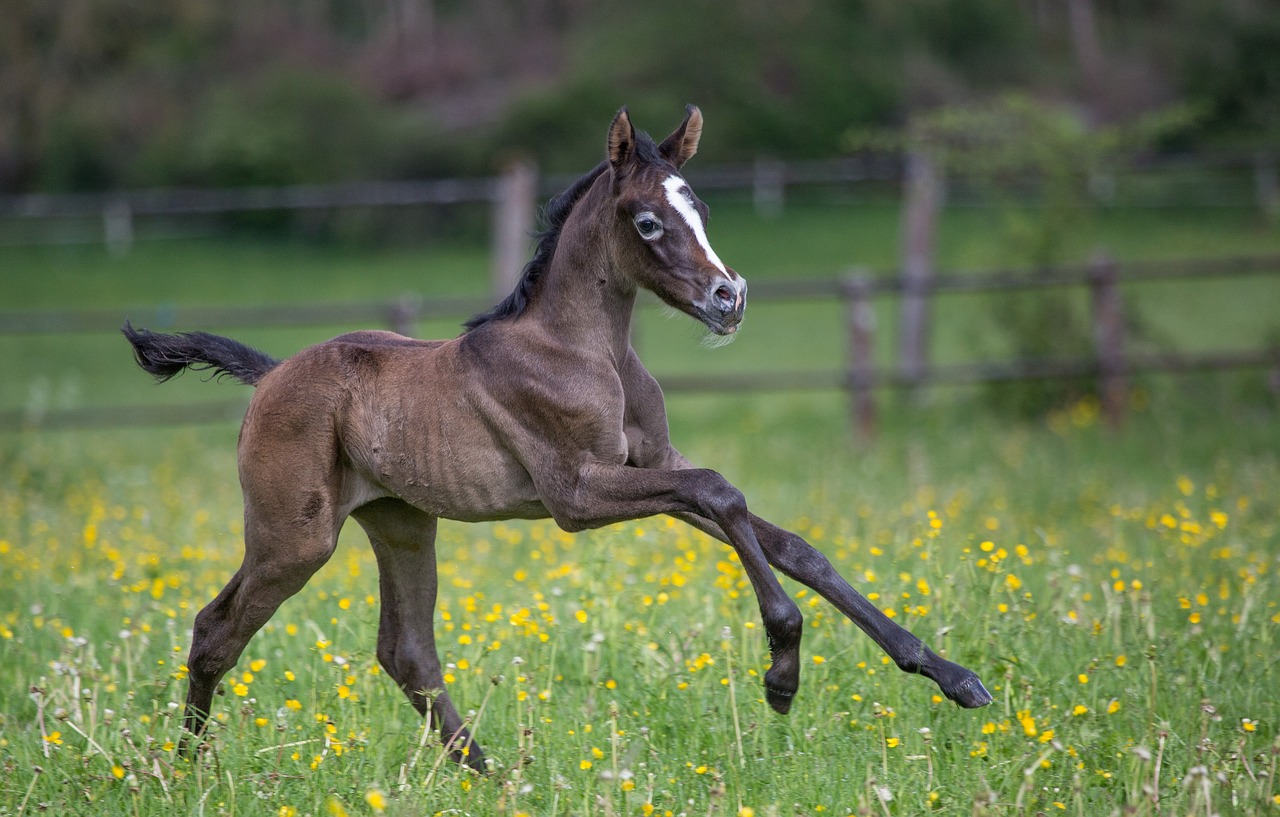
top-left (634, 213), bottom-right (663, 239)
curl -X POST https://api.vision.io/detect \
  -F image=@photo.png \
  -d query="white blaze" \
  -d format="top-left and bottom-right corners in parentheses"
top-left (663, 175), bottom-right (731, 279)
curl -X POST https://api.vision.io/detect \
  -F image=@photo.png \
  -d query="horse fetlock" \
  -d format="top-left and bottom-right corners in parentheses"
top-left (180, 706), bottom-right (211, 736)
top-left (763, 602), bottom-right (803, 650)
top-left (891, 640), bottom-right (928, 675)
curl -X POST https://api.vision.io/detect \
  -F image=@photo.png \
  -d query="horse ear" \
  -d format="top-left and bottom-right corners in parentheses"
top-left (659, 104), bottom-right (703, 168)
top-left (607, 107), bottom-right (636, 169)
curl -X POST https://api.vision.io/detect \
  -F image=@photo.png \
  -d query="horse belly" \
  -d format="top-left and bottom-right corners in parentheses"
top-left (411, 454), bottom-right (547, 523)
top-left (350, 405), bottom-right (546, 523)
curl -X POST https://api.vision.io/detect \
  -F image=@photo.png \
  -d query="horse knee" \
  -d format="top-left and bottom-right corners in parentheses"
top-left (691, 470), bottom-right (747, 521)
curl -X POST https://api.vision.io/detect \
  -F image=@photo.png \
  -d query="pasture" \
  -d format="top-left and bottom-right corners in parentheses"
top-left (1, 195), bottom-right (1278, 815)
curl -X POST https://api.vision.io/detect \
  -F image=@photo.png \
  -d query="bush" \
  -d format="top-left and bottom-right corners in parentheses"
top-left (171, 67), bottom-right (420, 188)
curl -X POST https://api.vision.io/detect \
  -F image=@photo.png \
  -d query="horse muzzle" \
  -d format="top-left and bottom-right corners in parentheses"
top-left (698, 272), bottom-right (747, 335)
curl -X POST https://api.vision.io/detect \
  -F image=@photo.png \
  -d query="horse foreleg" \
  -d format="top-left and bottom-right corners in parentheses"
top-left (676, 512), bottom-right (992, 709)
top-left (353, 499), bottom-right (487, 774)
top-left (545, 463), bottom-right (804, 714)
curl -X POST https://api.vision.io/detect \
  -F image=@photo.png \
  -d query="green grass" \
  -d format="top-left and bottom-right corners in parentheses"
top-left (1, 394), bottom-right (1277, 815)
top-left (1, 197), bottom-right (1279, 814)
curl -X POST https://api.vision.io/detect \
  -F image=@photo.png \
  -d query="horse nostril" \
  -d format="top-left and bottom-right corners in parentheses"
top-left (714, 285), bottom-right (735, 309)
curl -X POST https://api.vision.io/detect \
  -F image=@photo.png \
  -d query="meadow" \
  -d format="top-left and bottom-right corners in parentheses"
top-left (1, 194), bottom-right (1278, 815)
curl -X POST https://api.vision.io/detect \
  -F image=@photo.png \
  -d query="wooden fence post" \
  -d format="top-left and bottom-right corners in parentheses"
top-left (845, 272), bottom-right (876, 440)
top-left (491, 158), bottom-right (537, 300)
top-left (753, 157), bottom-right (785, 219)
top-left (1089, 253), bottom-right (1126, 428)
top-left (899, 149), bottom-right (942, 401)
top-left (1256, 151), bottom-right (1278, 223)
top-left (104, 198), bottom-right (133, 256)
top-left (388, 295), bottom-right (422, 337)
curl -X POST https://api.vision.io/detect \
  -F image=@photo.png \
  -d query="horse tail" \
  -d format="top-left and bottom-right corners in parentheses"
top-left (122, 321), bottom-right (279, 387)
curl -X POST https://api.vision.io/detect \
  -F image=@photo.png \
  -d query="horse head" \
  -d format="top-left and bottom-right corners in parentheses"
top-left (606, 106), bottom-right (747, 337)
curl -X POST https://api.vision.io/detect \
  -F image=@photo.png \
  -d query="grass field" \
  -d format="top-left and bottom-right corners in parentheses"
top-left (2, 396), bottom-right (1278, 815)
top-left (1, 196), bottom-right (1279, 815)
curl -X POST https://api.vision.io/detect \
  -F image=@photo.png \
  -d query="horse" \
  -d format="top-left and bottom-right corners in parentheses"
top-left (123, 106), bottom-right (992, 772)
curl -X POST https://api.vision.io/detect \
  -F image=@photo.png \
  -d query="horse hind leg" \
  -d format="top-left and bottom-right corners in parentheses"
top-left (352, 498), bottom-right (487, 773)
top-left (182, 501), bottom-right (339, 748)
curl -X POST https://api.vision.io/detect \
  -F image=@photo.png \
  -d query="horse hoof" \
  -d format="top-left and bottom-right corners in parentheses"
top-left (765, 684), bottom-right (795, 714)
top-left (948, 675), bottom-right (994, 709)
top-left (454, 744), bottom-right (490, 774)
top-left (177, 735), bottom-right (206, 758)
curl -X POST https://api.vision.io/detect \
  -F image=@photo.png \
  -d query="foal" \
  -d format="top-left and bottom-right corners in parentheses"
top-left (125, 106), bottom-right (991, 772)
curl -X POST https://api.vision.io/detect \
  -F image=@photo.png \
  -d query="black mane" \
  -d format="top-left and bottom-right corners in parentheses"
top-left (463, 160), bottom-right (612, 332)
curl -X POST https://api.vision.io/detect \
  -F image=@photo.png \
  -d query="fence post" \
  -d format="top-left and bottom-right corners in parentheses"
top-left (104, 198), bottom-right (133, 256)
top-left (899, 149), bottom-right (942, 401)
top-left (844, 272), bottom-right (876, 440)
top-left (491, 158), bottom-right (537, 300)
top-left (388, 295), bottom-right (422, 337)
top-left (1089, 253), bottom-right (1126, 428)
top-left (1256, 151), bottom-right (1278, 223)
top-left (753, 157), bottom-right (785, 219)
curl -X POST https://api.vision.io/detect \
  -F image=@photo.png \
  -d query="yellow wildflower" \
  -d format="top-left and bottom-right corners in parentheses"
top-left (365, 790), bottom-right (387, 812)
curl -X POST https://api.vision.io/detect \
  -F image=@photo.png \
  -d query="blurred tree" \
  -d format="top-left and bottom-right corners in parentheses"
top-left (0, 0), bottom-right (229, 190)
top-left (890, 94), bottom-right (1195, 416)
top-left (146, 67), bottom-right (420, 187)
top-left (1174, 0), bottom-right (1280, 149)
top-left (1, 0), bottom-right (1277, 193)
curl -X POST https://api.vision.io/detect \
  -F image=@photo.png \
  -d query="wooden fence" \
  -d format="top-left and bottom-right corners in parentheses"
top-left (0, 157), bottom-right (901, 297)
top-left (2, 254), bottom-right (1277, 434)
top-left (3, 151), bottom-right (1275, 296)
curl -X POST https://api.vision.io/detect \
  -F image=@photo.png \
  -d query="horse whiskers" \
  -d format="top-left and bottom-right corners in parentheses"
top-left (656, 305), bottom-right (738, 348)
top-left (659, 304), bottom-right (682, 321)
top-left (700, 329), bottom-right (738, 349)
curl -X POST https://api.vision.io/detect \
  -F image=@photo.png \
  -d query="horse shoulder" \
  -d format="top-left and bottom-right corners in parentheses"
top-left (458, 328), bottom-right (631, 467)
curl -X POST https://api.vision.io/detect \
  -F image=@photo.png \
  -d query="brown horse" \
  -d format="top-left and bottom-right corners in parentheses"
top-left (124, 106), bottom-right (991, 772)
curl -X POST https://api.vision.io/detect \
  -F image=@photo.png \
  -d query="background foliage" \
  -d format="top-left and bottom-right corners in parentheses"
top-left (3, 0), bottom-right (1278, 191)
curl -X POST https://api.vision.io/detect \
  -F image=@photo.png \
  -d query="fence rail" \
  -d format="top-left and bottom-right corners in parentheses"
top-left (3, 150), bottom-right (1276, 273)
top-left (0, 295), bottom-right (491, 337)
top-left (3, 254), bottom-right (1277, 434)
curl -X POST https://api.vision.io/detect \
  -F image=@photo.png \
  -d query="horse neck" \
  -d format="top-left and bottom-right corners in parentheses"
top-left (526, 178), bottom-right (637, 361)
